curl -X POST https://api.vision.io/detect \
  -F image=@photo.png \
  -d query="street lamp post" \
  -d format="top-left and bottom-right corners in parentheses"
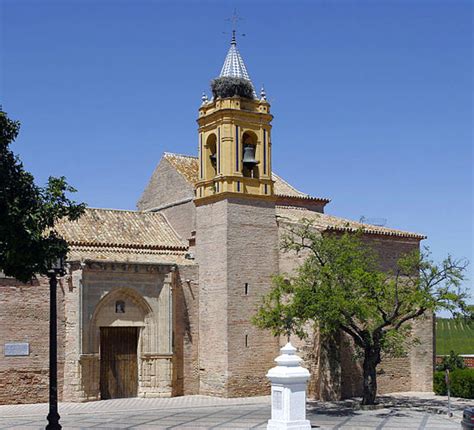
top-left (46, 258), bottom-right (65, 430)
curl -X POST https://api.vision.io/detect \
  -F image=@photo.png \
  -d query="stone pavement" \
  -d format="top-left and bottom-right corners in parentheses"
top-left (0, 393), bottom-right (467, 429)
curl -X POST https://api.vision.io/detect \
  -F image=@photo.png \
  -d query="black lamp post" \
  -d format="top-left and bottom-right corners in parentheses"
top-left (46, 257), bottom-right (65, 430)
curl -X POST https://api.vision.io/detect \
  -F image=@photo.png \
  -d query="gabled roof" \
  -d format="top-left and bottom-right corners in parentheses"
top-left (162, 153), bottom-right (329, 202)
top-left (272, 172), bottom-right (309, 198)
top-left (163, 152), bottom-right (199, 185)
top-left (275, 206), bottom-right (425, 240)
top-left (55, 208), bottom-right (189, 264)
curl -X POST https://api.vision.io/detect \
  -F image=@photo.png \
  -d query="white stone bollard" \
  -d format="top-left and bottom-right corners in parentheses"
top-left (266, 342), bottom-right (311, 430)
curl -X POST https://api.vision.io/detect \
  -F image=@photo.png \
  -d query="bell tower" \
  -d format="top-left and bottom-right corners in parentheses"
top-left (195, 32), bottom-right (274, 202)
top-left (195, 32), bottom-right (280, 397)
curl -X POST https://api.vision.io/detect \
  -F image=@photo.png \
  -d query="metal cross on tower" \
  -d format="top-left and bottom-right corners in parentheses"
top-left (225, 9), bottom-right (245, 42)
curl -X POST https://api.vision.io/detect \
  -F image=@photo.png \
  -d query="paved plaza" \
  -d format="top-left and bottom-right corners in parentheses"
top-left (0, 393), bottom-right (467, 429)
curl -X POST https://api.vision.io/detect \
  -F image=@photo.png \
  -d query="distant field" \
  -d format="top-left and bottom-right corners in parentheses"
top-left (436, 318), bottom-right (474, 355)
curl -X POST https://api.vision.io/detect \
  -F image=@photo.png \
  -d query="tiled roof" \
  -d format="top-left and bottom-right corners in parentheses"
top-left (55, 208), bottom-right (187, 250)
top-left (163, 153), bottom-right (199, 184)
top-left (67, 246), bottom-right (190, 265)
top-left (276, 206), bottom-right (425, 240)
top-left (163, 153), bottom-right (329, 201)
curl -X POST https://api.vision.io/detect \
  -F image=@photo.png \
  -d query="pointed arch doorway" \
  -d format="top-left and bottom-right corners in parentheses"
top-left (91, 287), bottom-right (154, 400)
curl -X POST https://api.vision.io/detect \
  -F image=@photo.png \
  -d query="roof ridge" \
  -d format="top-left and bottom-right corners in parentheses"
top-left (83, 207), bottom-right (170, 216)
top-left (272, 172), bottom-right (308, 197)
top-left (276, 207), bottom-right (425, 239)
top-left (163, 152), bottom-right (198, 160)
top-left (84, 207), bottom-right (140, 213)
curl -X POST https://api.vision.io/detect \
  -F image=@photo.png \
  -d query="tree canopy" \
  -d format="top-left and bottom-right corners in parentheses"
top-left (0, 109), bottom-right (85, 282)
top-left (253, 219), bottom-right (471, 404)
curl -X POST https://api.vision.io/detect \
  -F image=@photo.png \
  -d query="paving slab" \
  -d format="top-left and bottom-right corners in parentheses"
top-left (0, 392), bottom-right (465, 429)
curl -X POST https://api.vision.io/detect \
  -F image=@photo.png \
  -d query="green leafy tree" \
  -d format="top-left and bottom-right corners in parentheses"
top-left (0, 109), bottom-right (85, 282)
top-left (436, 350), bottom-right (466, 371)
top-left (253, 219), bottom-right (470, 405)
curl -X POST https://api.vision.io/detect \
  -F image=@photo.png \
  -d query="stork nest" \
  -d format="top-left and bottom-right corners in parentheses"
top-left (211, 77), bottom-right (255, 100)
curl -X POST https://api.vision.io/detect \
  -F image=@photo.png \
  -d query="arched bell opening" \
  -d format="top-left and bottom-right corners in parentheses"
top-left (242, 131), bottom-right (259, 178)
top-left (205, 133), bottom-right (218, 178)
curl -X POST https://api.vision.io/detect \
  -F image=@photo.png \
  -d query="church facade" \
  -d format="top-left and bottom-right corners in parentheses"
top-left (0, 35), bottom-right (433, 405)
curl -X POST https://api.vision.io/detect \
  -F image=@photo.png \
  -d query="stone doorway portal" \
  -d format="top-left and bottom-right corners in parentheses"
top-left (100, 327), bottom-right (139, 399)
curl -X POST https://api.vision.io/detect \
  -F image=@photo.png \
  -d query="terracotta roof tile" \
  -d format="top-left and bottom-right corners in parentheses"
top-left (67, 245), bottom-right (190, 265)
top-left (163, 153), bottom-right (200, 184)
top-left (275, 206), bottom-right (425, 240)
top-left (272, 172), bottom-right (307, 197)
top-left (55, 208), bottom-right (187, 250)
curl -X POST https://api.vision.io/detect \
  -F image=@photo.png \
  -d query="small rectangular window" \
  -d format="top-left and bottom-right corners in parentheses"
top-left (245, 334), bottom-right (249, 348)
top-left (244, 283), bottom-right (249, 295)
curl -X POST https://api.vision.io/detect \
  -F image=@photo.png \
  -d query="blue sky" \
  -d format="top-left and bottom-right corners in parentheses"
top-left (1, 0), bottom-right (472, 303)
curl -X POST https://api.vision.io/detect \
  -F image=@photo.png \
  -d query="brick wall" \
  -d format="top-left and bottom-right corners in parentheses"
top-left (436, 355), bottom-right (474, 368)
top-left (365, 236), bottom-right (434, 394)
top-left (137, 158), bottom-right (194, 211)
top-left (196, 197), bottom-right (280, 397)
top-left (277, 221), bottom-right (433, 399)
top-left (226, 198), bottom-right (280, 397)
top-left (0, 276), bottom-right (66, 405)
top-left (160, 201), bottom-right (196, 242)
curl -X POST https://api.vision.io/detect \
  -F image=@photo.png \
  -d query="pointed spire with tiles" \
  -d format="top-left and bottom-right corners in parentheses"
top-left (220, 31), bottom-right (256, 95)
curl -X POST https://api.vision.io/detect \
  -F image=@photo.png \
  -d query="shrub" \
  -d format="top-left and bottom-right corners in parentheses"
top-left (436, 350), bottom-right (466, 371)
top-left (433, 371), bottom-right (447, 395)
top-left (434, 368), bottom-right (474, 399)
top-left (210, 77), bottom-right (254, 100)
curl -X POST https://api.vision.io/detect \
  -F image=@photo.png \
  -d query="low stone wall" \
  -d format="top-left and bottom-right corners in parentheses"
top-left (435, 355), bottom-right (474, 368)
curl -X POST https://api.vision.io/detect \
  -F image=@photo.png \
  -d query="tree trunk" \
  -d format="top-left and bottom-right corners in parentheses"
top-left (361, 347), bottom-right (379, 405)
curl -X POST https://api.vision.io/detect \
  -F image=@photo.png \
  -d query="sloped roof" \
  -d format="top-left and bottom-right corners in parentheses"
top-left (67, 246), bottom-right (190, 265)
top-left (162, 153), bottom-right (328, 201)
top-left (276, 206), bottom-right (425, 240)
top-left (163, 152), bottom-right (199, 184)
top-left (55, 208), bottom-right (188, 264)
top-left (272, 172), bottom-right (309, 198)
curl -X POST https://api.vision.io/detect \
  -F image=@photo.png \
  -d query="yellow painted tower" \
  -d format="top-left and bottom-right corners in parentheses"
top-left (194, 32), bottom-right (280, 396)
top-left (195, 32), bottom-right (274, 203)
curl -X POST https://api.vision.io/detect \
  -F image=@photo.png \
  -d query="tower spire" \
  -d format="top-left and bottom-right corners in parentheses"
top-left (220, 12), bottom-right (256, 96)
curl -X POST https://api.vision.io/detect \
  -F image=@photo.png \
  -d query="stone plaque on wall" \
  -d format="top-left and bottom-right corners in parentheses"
top-left (4, 342), bottom-right (30, 356)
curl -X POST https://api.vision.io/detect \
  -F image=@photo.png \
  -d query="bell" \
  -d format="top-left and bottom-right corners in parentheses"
top-left (209, 153), bottom-right (217, 166)
top-left (242, 145), bottom-right (258, 167)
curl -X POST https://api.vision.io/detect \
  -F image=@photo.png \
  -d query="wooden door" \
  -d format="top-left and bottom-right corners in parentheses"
top-left (100, 327), bottom-right (138, 399)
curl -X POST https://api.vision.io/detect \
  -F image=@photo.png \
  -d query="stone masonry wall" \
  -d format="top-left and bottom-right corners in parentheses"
top-left (0, 276), bottom-right (66, 405)
top-left (62, 263), bottom-right (176, 401)
top-left (173, 264), bottom-right (200, 395)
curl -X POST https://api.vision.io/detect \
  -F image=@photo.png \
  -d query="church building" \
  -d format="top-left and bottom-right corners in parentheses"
top-left (0, 33), bottom-right (433, 404)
